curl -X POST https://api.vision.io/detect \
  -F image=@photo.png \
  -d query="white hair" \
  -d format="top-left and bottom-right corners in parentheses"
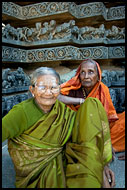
top-left (30, 67), bottom-right (60, 86)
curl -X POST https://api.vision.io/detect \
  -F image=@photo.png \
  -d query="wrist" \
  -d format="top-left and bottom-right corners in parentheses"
top-left (80, 98), bottom-right (84, 104)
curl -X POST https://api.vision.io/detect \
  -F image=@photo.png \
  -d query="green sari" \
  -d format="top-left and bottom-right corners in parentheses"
top-left (5, 98), bottom-right (112, 188)
top-left (7, 99), bottom-right (76, 188)
top-left (66, 97), bottom-right (112, 188)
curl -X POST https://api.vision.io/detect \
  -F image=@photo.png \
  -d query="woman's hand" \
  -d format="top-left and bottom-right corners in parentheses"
top-left (79, 98), bottom-right (85, 104)
top-left (103, 165), bottom-right (115, 188)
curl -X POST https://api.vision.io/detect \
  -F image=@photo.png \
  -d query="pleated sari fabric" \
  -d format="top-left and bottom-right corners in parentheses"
top-left (66, 97), bottom-right (112, 188)
top-left (3, 98), bottom-right (112, 188)
top-left (7, 99), bottom-right (75, 188)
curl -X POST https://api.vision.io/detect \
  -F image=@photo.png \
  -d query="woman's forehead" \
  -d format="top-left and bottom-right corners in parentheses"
top-left (81, 62), bottom-right (96, 70)
top-left (36, 75), bottom-right (58, 84)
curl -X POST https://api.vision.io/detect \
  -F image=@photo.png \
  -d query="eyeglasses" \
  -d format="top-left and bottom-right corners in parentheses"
top-left (34, 84), bottom-right (60, 94)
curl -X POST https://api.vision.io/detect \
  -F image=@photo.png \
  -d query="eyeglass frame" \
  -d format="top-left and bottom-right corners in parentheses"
top-left (32, 83), bottom-right (60, 94)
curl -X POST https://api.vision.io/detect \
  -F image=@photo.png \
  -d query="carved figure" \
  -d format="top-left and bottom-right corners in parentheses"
top-left (39, 22), bottom-right (50, 40)
top-left (115, 70), bottom-right (125, 81)
top-left (109, 71), bottom-right (117, 81)
top-left (48, 20), bottom-right (56, 40)
top-left (78, 26), bottom-right (95, 40)
top-left (2, 24), bottom-right (11, 39)
top-left (117, 27), bottom-right (125, 40)
top-left (35, 22), bottom-right (42, 40)
top-left (16, 27), bottom-right (28, 41)
top-left (2, 67), bottom-right (30, 89)
top-left (15, 67), bottom-right (25, 86)
top-left (105, 25), bottom-right (125, 40)
top-left (7, 73), bottom-right (16, 87)
top-left (54, 20), bottom-right (75, 39)
top-left (101, 70), bottom-right (110, 85)
top-left (109, 88), bottom-right (117, 108)
top-left (2, 68), bottom-right (11, 88)
top-left (25, 27), bottom-right (36, 42)
top-left (71, 25), bottom-right (79, 40)
top-left (93, 24), bottom-right (105, 39)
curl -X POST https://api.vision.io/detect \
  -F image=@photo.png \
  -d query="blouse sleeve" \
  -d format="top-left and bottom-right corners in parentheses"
top-left (2, 106), bottom-right (28, 142)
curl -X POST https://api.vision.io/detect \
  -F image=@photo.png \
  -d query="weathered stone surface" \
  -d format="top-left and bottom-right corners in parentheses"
top-left (2, 67), bottom-right (30, 92)
top-left (108, 46), bottom-right (125, 58)
top-left (2, 45), bottom-right (125, 63)
top-left (2, 2), bottom-right (125, 21)
top-left (107, 6), bottom-right (125, 20)
top-left (2, 22), bottom-right (125, 45)
top-left (2, 92), bottom-right (29, 117)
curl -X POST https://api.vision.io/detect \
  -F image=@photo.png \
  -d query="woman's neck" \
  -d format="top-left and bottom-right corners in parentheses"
top-left (83, 87), bottom-right (92, 96)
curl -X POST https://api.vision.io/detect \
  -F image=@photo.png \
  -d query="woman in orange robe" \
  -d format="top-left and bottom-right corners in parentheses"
top-left (59, 59), bottom-right (125, 153)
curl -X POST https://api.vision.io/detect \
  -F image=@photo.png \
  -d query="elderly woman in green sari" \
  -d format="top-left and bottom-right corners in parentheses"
top-left (2, 67), bottom-right (113, 188)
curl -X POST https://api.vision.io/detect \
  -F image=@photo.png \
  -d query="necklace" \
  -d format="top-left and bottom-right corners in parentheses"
top-left (82, 87), bottom-right (87, 99)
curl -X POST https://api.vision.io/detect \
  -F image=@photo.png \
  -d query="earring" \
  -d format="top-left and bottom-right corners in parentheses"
top-left (32, 94), bottom-right (35, 97)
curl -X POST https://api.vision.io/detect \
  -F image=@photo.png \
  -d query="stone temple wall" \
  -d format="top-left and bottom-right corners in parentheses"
top-left (2, 2), bottom-right (125, 116)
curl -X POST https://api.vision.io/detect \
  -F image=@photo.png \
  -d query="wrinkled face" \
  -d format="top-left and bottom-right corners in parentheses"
top-left (79, 61), bottom-right (98, 91)
top-left (30, 74), bottom-right (60, 107)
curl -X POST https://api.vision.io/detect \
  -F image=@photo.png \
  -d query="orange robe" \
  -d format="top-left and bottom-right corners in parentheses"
top-left (61, 59), bottom-right (125, 152)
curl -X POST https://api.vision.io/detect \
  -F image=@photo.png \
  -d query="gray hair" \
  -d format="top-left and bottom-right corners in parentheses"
top-left (30, 67), bottom-right (60, 86)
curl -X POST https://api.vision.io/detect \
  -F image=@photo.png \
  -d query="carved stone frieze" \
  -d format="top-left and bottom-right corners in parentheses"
top-left (77, 2), bottom-right (106, 19)
top-left (2, 2), bottom-right (22, 19)
top-left (2, 46), bottom-right (27, 62)
top-left (22, 2), bottom-right (72, 19)
top-left (2, 2), bottom-right (125, 21)
top-left (3, 45), bottom-right (124, 63)
top-left (108, 46), bottom-right (125, 58)
top-left (107, 6), bottom-right (125, 20)
top-left (80, 46), bottom-right (108, 59)
top-left (2, 22), bottom-right (125, 46)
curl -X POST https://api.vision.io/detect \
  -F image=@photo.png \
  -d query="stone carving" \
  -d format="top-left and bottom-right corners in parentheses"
top-left (77, 24), bottom-right (105, 41)
top-left (2, 2), bottom-right (125, 21)
top-left (2, 46), bottom-right (27, 62)
top-left (118, 88), bottom-right (125, 112)
top-left (78, 2), bottom-right (106, 18)
top-left (105, 25), bottom-right (125, 40)
top-left (109, 88), bottom-right (117, 109)
top-left (2, 22), bottom-right (125, 45)
top-left (108, 46), bottom-right (125, 58)
top-left (2, 67), bottom-right (30, 93)
top-left (80, 46), bottom-right (108, 59)
top-left (102, 70), bottom-right (112, 87)
top-left (107, 6), bottom-right (125, 20)
top-left (112, 88), bottom-right (125, 113)
top-left (3, 45), bottom-right (125, 63)
top-left (101, 70), bottom-right (125, 87)
top-left (2, 93), bottom-right (29, 117)
top-left (2, 2), bottom-right (22, 19)
top-left (54, 20), bottom-right (75, 39)
top-left (2, 68), bottom-right (12, 89)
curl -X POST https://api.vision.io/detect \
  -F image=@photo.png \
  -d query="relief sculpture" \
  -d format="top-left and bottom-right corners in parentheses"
top-left (2, 21), bottom-right (125, 44)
